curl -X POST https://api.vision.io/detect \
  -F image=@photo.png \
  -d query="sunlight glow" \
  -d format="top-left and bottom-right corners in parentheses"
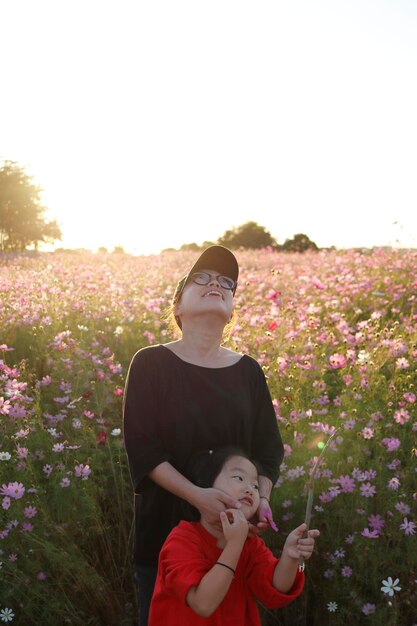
top-left (1, 0), bottom-right (417, 254)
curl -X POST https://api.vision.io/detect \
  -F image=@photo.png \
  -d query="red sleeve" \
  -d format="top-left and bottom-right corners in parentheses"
top-left (245, 536), bottom-right (304, 608)
top-left (158, 524), bottom-right (213, 603)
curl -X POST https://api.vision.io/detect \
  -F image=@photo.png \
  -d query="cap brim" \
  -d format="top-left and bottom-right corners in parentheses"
top-left (187, 245), bottom-right (239, 283)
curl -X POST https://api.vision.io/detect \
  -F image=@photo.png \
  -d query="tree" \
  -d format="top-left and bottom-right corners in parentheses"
top-left (0, 161), bottom-right (62, 252)
top-left (281, 233), bottom-right (318, 252)
top-left (179, 242), bottom-right (201, 251)
top-left (112, 245), bottom-right (126, 254)
top-left (217, 221), bottom-right (277, 249)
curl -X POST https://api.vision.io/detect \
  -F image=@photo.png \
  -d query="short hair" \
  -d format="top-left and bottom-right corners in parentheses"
top-left (181, 445), bottom-right (262, 521)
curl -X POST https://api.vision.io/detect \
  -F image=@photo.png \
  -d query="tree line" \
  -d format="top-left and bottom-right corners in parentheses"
top-left (1, 161), bottom-right (318, 254)
top-left (176, 222), bottom-right (318, 253)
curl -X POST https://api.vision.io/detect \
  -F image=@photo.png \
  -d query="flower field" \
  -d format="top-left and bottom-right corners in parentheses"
top-left (0, 248), bottom-right (416, 626)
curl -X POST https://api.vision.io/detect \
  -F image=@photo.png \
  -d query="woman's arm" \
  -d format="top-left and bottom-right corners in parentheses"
top-left (149, 462), bottom-right (241, 526)
top-left (186, 510), bottom-right (248, 617)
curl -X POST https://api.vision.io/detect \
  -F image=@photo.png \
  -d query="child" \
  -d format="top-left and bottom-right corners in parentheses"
top-left (149, 447), bottom-right (320, 625)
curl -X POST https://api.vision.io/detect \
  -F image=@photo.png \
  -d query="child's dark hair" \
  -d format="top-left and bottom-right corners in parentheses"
top-left (182, 445), bottom-right (262, 521)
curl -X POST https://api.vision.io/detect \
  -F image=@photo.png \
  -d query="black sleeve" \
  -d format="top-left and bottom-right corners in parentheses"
top-left (123, 348), bottom-right (171, 492)
top-left (250, 359), bottom-right (284, 483)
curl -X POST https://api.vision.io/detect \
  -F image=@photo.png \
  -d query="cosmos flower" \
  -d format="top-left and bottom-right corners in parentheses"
top-left (381, 577), bottom-right (401, 596)
top-left (0, 608), bottom-right (15, 622)
top-left (0, 483), bottom-right (25, 500)
top-left (400, 518), bottom-right (416, 536)
top-left (360, 482), bottom-right (376, 498)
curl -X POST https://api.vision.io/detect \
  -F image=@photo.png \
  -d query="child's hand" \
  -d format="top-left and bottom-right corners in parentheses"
top-left (220, 509), bottom-right (249, 545)
top-left (282, 523), bottom-right (320, 561)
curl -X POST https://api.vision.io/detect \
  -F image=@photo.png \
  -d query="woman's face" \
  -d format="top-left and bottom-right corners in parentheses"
top-left (213, 455), bottom-right (260, 520)
top-left (175, 268), bottom-right (234, 328)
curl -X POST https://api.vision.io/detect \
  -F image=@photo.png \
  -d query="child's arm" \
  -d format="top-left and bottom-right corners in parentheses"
top-left (186, 509), bottom-right (247, 617)
top-left (273, 523), bottom-right (320, 593)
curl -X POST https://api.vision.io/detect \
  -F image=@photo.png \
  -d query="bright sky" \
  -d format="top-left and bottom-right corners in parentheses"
top-left (1, 0), bottom-right (417, 254)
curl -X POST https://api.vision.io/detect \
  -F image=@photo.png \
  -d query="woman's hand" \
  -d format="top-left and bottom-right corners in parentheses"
top-left (248, 496), bottom-right (278, 536)
top-left (193, 487), bottom-right (242, 529)
top-left (220, 509), bottom-right (249, 545)
top-left (282, 523), bottom-right (320, 561)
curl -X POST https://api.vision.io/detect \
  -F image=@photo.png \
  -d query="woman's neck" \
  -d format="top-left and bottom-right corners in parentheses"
top-left (167, 331), bottom-right (226, 367)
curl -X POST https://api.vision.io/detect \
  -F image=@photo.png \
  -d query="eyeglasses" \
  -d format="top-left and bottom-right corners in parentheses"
top-left (191, 271), bottom-right (237, 291)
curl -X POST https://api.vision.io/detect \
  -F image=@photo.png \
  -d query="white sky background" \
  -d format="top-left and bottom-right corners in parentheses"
top-left (1, 0), bottom-right (417, 254)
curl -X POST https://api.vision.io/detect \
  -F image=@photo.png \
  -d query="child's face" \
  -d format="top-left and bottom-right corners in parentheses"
top-left (212, 455), bottom-right (260, 520)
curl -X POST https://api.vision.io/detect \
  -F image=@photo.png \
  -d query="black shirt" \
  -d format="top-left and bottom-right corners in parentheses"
top-left (123, 345), bottom-right (284, 565)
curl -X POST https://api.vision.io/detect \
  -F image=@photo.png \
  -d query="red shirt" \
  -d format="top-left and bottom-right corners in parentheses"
top-left (149, 521), bottom-right (304, 626)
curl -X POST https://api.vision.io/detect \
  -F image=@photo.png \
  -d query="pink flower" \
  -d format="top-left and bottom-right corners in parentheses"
top-left (400, 517), bottom-right (416, 536)
top-left (361, 528), bottom-right (380, 538)
top-left (395, 501), bottom-right (411, 515)
top-left (361, 427), bottom-right (374, 439)
top-left (74, 464), bottom-right (91, 479)
top-left (37, 571), bottom-right (47, 581)
top-left (2, 496), bottom-right (11, 510)
top-left (360, 482), bottom-right (376, 498)
top-left (0, 397), bottom-right (11, 414)
top-left (0, 344), bottom-right (14, 351)
top-left (143, 330), bottom-right (155, 344)
top-left (0, 482), bottom-right (25, 499)
top-left (23, 506), bottom-right (38, 519)
top-left (362, 603), bottom-right (376, 615)
top-left (22, 522), bottom-right (33, 532)
top-left (368, 514), bottom-right (384, 532)
top-left (381, 438), bottom-right (401, 452)
top-left (266, 289), bottom-right (281, 300)
top-left (395, 357), bottom-right (409, 369)
top-left (312, 277), bottom-right (326, 290)
top-left (329, 354), bottom-right (346, 369)
top-left (387, 477), bottom-right (400, 491)
top-left (403, 392), bottom-right (416, 403)
top-left (338, 475), bottom-right (355, 493)
top-left (393, 408), bottom-right (410, 425)
top-left (16, 446), bottom-right (29, 459)
top-left (341, 565), bottom-right (352, 577)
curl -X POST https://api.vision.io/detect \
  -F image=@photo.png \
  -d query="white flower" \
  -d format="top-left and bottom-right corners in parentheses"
top-left (0, 608), bottom-right (15, 622)
top-left (114, 326), bottom-right (124, 336)
top-left (381, 577), bottom-right (401, 596)
top-left (357, 350), bottom-right (370, 364)
top-left (327, 601), bottom-right (338, 612)
top-left (111, 428), bottom-right (121, 436)
top-left (0, 452), bottom-right (11, 461)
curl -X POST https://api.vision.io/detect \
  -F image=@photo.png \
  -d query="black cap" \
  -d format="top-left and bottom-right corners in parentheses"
top-left (172, 245), bottom-right (239, 328)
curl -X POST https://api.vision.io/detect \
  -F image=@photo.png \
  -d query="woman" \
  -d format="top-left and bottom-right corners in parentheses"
top-left (123, 245), bottom-right (284, 625)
